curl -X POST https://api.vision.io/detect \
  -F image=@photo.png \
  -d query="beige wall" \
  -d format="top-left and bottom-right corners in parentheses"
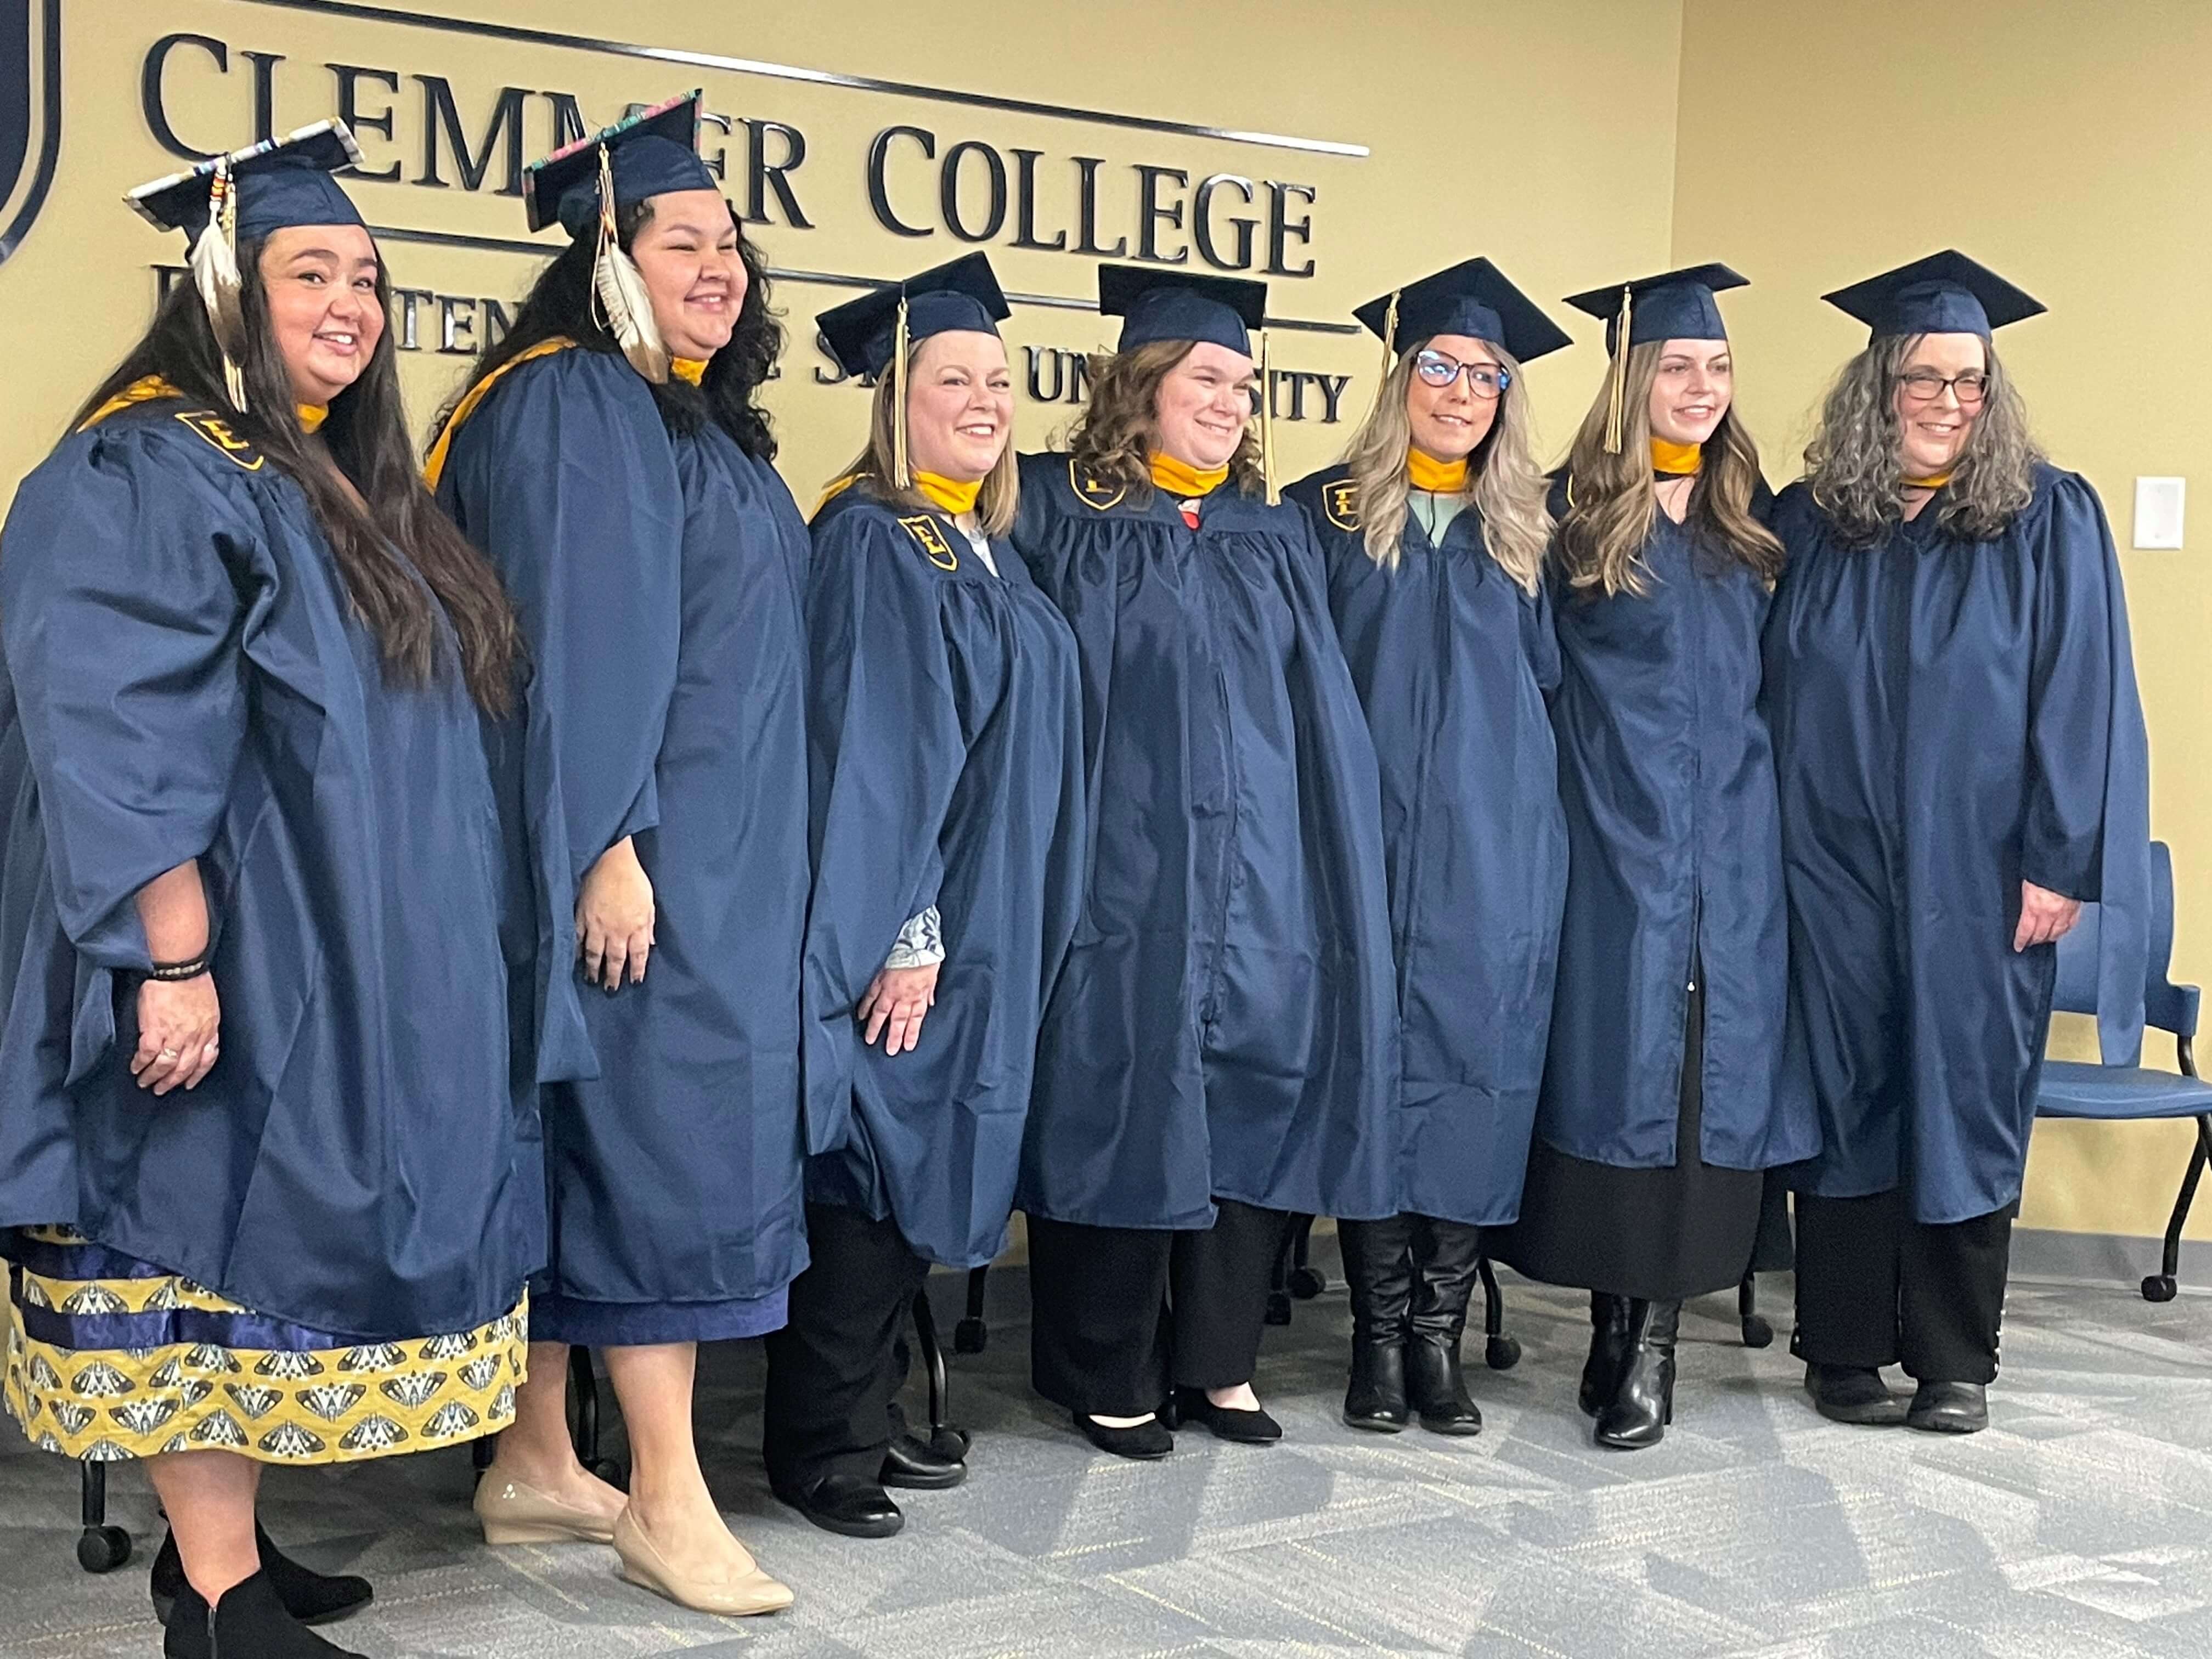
top-left (1, 1), bottom-right (2199, 1240)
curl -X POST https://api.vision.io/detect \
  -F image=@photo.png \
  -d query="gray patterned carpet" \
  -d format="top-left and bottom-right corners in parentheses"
top-left (5, 1251), bottom-right (2210, 1659)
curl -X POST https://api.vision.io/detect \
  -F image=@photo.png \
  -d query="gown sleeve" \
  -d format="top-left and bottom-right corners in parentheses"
top-left (800, 506), bottom-right (969, 1155)
top-left (1522, 573), bottom-right (1563, 698)
top-left (0, 426), bottom-right (256, 1081)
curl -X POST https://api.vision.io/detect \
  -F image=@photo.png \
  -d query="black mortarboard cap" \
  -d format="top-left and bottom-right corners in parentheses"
top-left (1355, 257), bottom-right (1572, 364)
top-left (815, 252), bottom-right (1012, 380)
top-left (524, 91), bottom-right (715, 236)
top-left (1564, 262), bottom-right (1747, 353)
top-left (1098, 265), bottom-right (1267, 356)
top-left (128, 121), bottom-right (365, 242)
top-left (1821, 249), bottom-right (2046, 341)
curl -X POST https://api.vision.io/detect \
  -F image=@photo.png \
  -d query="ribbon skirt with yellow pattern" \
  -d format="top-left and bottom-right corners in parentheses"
top-left (2, 1226), bottom-right (526, 1465)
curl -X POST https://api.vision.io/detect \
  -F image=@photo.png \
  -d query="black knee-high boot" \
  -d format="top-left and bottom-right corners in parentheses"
top-left (1580, 1292), bottom-right (1633, 1418)
top-left (1404, 1218), bottom-right (1483, 1436)
top-left (1338, 1215), bottom-right (1414, 1431)
top-left (1595, 1297), bottom-right (1679, 1450)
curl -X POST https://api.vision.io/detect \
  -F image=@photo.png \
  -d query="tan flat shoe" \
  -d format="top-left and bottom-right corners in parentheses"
top-left (473, 1472), bottom-right (619, 1545)
top-left (612, 1506), bottom-right (792, 1618)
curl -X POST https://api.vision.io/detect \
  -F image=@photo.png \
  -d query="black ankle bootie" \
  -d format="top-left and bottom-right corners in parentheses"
top-left (163, 1570), bottom-right (368, 1659)
top-left (1594, 1297), bottom-right (1678, 1451)
top-left (1339, 1215), bottom-right (1414, 1431)
top-left (1579, 1292), bottom-right (1633, 1419)
top-left (153, 1524), bottom-right (373, 1627)
top-left (1404, 1218), bottom-right (1483, 1436)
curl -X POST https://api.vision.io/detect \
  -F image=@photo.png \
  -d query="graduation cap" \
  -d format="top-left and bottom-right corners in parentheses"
top-left (1820, 249), bottom-right (2046, 341)
top-left (1564, 262), bottom-right (1748, 454)
top-left (1355, 256), bottom-right (1572, 410)
top-left (128, 120), bottom-right (365, 242)
top-left (523, 91), bottom-right (714, 236)
top-left (1096, 264), bottom-right (1279, 501)
top-left (126, 121), bottom-right (369, 414)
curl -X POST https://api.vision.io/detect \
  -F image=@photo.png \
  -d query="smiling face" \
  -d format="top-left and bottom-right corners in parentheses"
top-left (1405, 332), bottom-right (1502, 463)
top-left (628, 188), bottom-right (747, 361)
top-left (905, 330), bottom-right (1014, 484)
top-left (257, 223), bottom-right (384, 408)
top-left (1893, 331), bottom-right (1988, 478)
top-left (1646, 336), bottom-right (1733, 445)
top-left (1152, 341), bottom-right (1257, 471)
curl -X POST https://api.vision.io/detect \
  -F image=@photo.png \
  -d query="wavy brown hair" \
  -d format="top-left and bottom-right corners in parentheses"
top-left (830, 336), bottom-right (1019, 537)
top-left (1555, 341), bottom-right (1783, 598)
top-left (1064, 338), bottom-right (1265, 503)
top-left (1340, 341), bottom-right (1551, 591)
top-left (1804, 332), bottom-right (2042, 545)
top-left (78, 239), bottom-right (517, 712)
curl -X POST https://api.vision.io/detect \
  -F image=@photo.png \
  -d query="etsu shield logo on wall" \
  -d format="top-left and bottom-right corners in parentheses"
top-left (1, 0), bottom-right (60, 267)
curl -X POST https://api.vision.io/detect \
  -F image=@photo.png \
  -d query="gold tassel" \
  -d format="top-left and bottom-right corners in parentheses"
top-left (1367, 289), bottom-right (1402, 423)
top-left (589, 145), bottom-right (669, 383)
top-left (191, 158), bottom-right (249, 413)
top-left (892, 293), bottom-right (911, 490)
top-left (1259, 327), bottom-right (1278, 505)
top-left (1602, 284), bottom-right (1634, 455)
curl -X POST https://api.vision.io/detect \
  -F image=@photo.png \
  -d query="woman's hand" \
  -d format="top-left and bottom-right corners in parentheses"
top-left (2014, 879), bottom-right (2082, 952)
top-left (133, 974), bottom-right (221, 1096)
top-left (858, 963), bottom-right (939, 1056)
top-left (577, 837), bottom-right (654, 990)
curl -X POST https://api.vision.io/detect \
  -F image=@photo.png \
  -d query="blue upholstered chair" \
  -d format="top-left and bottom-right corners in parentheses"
top-left (2035, 841), bottom-right (2212, 1301)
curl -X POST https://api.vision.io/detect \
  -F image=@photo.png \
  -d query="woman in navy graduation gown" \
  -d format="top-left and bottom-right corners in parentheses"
top-left (1014, 266), bottom-right (1399, 1459)
top-left (427, 95), bottom-right (799, 1617)
top-left (0, 127), bottom-right (528, 1657)
top-left (1288, 259), bottom-right (1571, 1441)
top-left (763, 254), bottom-right (1083, 1537)
top-left (1498, 266), bottom-right (1817, 1450)
top-left (1767, 253), bottom-right (2148, 1435)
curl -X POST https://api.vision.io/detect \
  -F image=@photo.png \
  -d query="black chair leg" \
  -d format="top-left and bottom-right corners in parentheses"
top-left (567, 1345), bottom-right (624, 1486)
top-left (75, 1462), bottom-right (131, 1573)
top-left (1739, 1274), bottom-right (1775, 1348)
top-left (1286, 1215), bottom-right (1325, 1299)
top-left (911, 1285), bottom-right (969, 1459)
top-left (2143, 1113), bottom-right (2211, 1304)
top-left (955, 1263), bottom-right (989, 1354)
top-left (1477, 1256), bottom-right (1520, 1370)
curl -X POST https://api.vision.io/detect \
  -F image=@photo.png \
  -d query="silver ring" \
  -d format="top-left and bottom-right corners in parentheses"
top-left (156, 1048), bottom-right (180, 1062)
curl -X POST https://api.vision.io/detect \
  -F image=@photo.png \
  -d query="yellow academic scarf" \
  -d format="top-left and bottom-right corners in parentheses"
top-left (913, 471), bottom-right (981, 516)
top-left (1903, 471), bottom-right (1954, 489)
top-left (1407, 449), bottom-right (1469, 493)
top-left (1650, 438), bottom-right (1703, 476)
top-left (297, 404), bottom-right (329, 435)
top-left (1149, 452), bottom-right (1229, 498)
top-left (670, 357), bottom-right (707, 386)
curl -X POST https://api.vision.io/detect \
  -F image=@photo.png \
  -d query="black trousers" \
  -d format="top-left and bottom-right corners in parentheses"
top-left (1791, 1189), bottom-right (2016, 1384)
top-left (1026, 1199), bottom-right (1288, 1417)
top-left (761, 1202), bottom-right (930, 1488)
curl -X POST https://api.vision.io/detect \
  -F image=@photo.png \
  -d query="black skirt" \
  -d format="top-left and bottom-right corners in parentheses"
top-left (1498, 974), bottom-right (1765, 1301)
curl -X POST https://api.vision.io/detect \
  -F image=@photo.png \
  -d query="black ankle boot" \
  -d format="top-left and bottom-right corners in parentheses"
top-left (1339, 1215), bottom-right (1414, 1431)
top-left (1404, 1218), bottom-right (1483, 1436)
top-left (153, 1524), bottom-right (374, 1626)
top-left (1579, 1292), bottom-right (1633, 1419)
top-left (164, 1570), bottom-right (368, 1659)
top-left (1595, 1297), bottom-right (1678, 1451)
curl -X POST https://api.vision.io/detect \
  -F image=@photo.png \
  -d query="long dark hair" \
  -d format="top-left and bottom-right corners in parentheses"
top-left (437, 198), bottom-right (782, 461)
top-left (74, 241), bottom-right (518, 713)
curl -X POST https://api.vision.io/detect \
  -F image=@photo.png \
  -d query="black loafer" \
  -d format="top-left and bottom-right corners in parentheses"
top-left (1174, 1390), bottom-right (1282, 1444)
top-left (1905, 1380), bottom-right (1989, 1435)
top-left (1071, 1411), bottom-right (1173, 1460)
top-left (1804, 1363), bottom-right (1909, 1427)
top-left (881, 1431), bottom-right (967, 1490)
top-left (771, 1473), bottom-right (904, 1539)
top-left (153, 1525), bottom-right (373, 1628)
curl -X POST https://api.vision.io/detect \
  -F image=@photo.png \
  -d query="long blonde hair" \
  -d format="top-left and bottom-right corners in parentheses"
top-left (1340, 342), bottom-right (1551, 592)
top-left (1804, 332), bottom-right (2042, 545)
top-left (1064, 338), bottom-right (1265, 504)
top-left (1555, 341), bottom-right (1783, 598)
top-left (831, 337), bottom-right (1019, 537)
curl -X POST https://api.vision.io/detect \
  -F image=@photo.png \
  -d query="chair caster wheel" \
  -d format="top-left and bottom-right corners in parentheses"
top-left (1485, 1335), bottom-right (1521, 1370)
top-left (588, 1459), bottom-right (628, 1489)
top-left (928, 1425), bottom-right (972, 1460)
top-left (1263, 1291), bottom-right (1293, 1327)
top-left (1287, 1266), bottom-right (1326, 1300)
top-left (953, 1317), bottom-right (987, 1355)
top-left (77, 1526), bottom-right (132, 1573)
top-left (2142, 1274), bottom-right (2179, 1304)
top-left (1740, 1314), bottom-right (1775, 1349)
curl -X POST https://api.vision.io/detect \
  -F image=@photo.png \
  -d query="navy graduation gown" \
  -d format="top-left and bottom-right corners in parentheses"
top-left (1289, 466), bottom-right (1567, 1227)
top-left (1011, 453), bottom-right (1399, 1229)
top-left (1764, 467), bottom-right (2149, 1224)
top-left (1541, 482), bottom-right (1816, 1170)
top-left (0, 395), bottom-right (529, 1340)
top-left (801, 490), bottom-right (1085, 1268)
top-left (436, 345), bottom-right (811, 1316)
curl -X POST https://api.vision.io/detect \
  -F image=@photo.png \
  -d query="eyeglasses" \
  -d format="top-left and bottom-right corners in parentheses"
top-left (1413, 349), bottom-right (1511, 400)
top-left (1898, 368), bottom-right (1989, 406)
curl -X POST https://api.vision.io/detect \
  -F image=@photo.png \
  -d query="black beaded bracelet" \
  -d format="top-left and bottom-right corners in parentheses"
top-left (146, 955), bottom-right (212, 982)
